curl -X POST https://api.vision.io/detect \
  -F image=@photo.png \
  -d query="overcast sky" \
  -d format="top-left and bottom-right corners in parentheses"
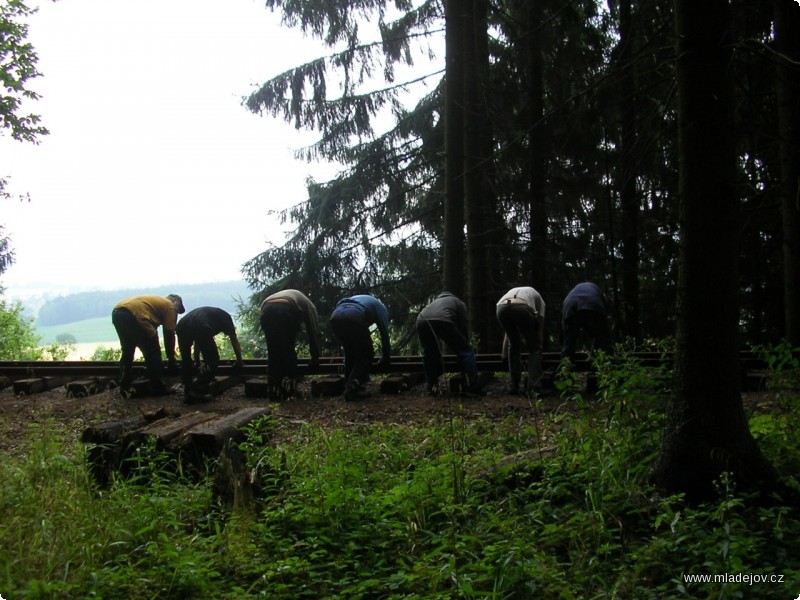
top-left (1, 0), bottom-right (337, 300)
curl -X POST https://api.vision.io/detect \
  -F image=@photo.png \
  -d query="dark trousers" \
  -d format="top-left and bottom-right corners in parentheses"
top-left (497, 303), bottom-right (543, 389)
top-left (260, 302), bottom-right (302, 386)
top-left (416, 318), bottom-right (478, 387)
top-left (111, 307), bottom-right (164, 389)
top-left (561, 309), bottom-right (613, 361)
top-left (330, 305), bottom-right (373, 389)
top-left (177, 327), bottom-right (220, 387)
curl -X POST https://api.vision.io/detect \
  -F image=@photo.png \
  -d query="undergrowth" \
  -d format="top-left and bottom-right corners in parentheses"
top-left (0, 347), bottom-right (799, 599)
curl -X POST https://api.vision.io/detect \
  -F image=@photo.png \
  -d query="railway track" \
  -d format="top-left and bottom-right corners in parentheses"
top-left (0, 351), bottom-right (770, 380)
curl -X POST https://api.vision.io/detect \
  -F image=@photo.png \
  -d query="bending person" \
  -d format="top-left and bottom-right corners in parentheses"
top-left (175, 306), bottom-right (243, 403)
top-left (111, 293), bottom-right (185, 396)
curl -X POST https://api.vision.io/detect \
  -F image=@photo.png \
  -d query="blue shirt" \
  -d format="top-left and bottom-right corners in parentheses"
top-left (336, 294), bottom-right (391, 358)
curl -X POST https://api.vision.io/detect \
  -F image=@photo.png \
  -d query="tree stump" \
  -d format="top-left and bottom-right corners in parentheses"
top-left (212, 438), bottom-right (255, 512)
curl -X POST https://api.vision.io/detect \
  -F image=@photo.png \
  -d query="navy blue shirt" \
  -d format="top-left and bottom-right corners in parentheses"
top-left (562, 282), bottom-right (608, 320)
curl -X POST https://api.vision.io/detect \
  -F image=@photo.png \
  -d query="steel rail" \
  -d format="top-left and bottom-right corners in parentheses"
top-left (0, 351), bottom-right (770, 380)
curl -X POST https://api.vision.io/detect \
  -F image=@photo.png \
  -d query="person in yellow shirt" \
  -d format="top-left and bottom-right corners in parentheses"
top-left (111, 294), bottom-right (185, 396)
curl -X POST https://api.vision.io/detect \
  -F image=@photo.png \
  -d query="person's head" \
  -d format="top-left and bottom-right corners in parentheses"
top-left (167, 294), bottom-right (185, 314)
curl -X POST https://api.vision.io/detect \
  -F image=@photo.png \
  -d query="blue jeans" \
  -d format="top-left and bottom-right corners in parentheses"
top-left (331, 303), bottom-right (374, 389)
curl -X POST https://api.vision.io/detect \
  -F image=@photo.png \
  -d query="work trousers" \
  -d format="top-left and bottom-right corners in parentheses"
top-left (561, 309), bottom-right (613, 362)
top-left (416, 318), bottom-right (478, 388)
top-left (497, 302), bottom-right (543, 390)
top-left (330, 303), bottom-right (374, 390)
top-left (111, 307), bottom-right (164, 390)
top-left (177, 327), bottom-right (220, 387)
top-left (260, 301), bottom-right (303, 386)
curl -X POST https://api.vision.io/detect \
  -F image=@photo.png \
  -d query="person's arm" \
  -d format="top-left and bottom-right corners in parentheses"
top-left (163, 329), bottom-right (177, 364)
top-left (303, 305), bottom-right (322, 364)
top-left (162, 303), bottom-right (179, 366)
top-left (538, 316), bottom-right (545, 348)
top-left (456, 299), bottom-right (470, 338)
top-left (377, 306), bottom-right (391, 365)
top-left (229, 331), bottom-right (243, 366)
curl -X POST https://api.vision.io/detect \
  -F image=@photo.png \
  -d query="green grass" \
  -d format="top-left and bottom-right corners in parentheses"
top-left (1, 395), bottom-right (799, 599)
top-left (36, 317), bottom-right (117, 345)
top-left (1, 349), bottom-right (799, 599)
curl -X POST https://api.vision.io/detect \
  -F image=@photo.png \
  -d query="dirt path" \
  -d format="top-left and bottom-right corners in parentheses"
top-left (0, 373), bottom-right (564, 454)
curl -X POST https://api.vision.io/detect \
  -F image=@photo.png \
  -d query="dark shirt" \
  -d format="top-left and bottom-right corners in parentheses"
top-left (417, 292), bottom-right (469, 337)
top-left (562, 282), bottom-right (608, 319)
top-left (176, 307), bottom-right (236, 337)
top-left (261, 289), bottom-right (321, 359)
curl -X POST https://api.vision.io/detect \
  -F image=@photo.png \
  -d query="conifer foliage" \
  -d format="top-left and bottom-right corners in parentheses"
top-left (241, 0), bottom-right (800, 351)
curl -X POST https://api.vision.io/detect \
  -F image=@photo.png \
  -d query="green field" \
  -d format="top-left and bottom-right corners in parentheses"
top-left (36, 317), bottom-right (117, 345)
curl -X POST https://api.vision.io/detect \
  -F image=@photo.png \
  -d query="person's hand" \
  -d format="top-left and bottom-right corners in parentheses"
top-left (231, 360), bottom-right (243, 374)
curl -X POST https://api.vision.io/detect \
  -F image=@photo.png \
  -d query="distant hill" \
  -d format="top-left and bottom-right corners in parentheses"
top-left (37, 317), bottom-right (118, 345)
top-left (36, 281), bottom-right (253, 327)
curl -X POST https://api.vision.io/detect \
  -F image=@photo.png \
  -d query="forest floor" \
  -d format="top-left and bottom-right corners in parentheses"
top-left (0, 370), bottom-right (786, 456)
top-left (0, 372), bottom-right (584, 453)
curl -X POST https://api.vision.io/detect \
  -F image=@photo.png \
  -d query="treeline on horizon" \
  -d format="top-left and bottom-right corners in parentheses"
top-left (35, 281), bottom-right (252, 327)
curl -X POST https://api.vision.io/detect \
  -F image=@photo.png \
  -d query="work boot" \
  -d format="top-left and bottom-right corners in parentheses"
top-left (344, 379), bottom-right (363, 402)
top-left (282, 378), bottom-right (303, 400)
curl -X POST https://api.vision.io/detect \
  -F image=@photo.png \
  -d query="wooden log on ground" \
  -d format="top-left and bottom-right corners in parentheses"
top-left (122, 411), bottom-right (217, 452)
top-left (66, 377), bottom-right (115, 398)
top-left (244, 377), bottom-right (270, 398)
top-left (81, 410), bottom-right (168, 487)
top-left (13, 376), bottom-right (68, 395)
top-left (380, 372), bottom-right (426, 394)
top-left (208, 375), bottom-right (242, 396)
top-left (186, 406), bottom-right (271, 460)
top-left (82, 415), bottom-right (153, 445)
top-left (310, 376), bottom-right (345, 397)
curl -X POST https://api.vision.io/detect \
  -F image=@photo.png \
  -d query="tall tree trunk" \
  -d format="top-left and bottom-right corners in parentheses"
top-left (774, 0), bottom-right (800, 346)
top-left (464, 0), bottom-right (493, 351)
top-left (650, 0), bottom-right (777, 502)
top-left (619, 0), bottom-right (640, 342)
top-left (527, 1), bottom-right (548, 293)
top-left (443, 0), bottom-right (467, 298)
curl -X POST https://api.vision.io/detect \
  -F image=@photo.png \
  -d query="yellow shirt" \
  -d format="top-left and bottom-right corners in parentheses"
top-left (114, 295), bottom-right (178, 337)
